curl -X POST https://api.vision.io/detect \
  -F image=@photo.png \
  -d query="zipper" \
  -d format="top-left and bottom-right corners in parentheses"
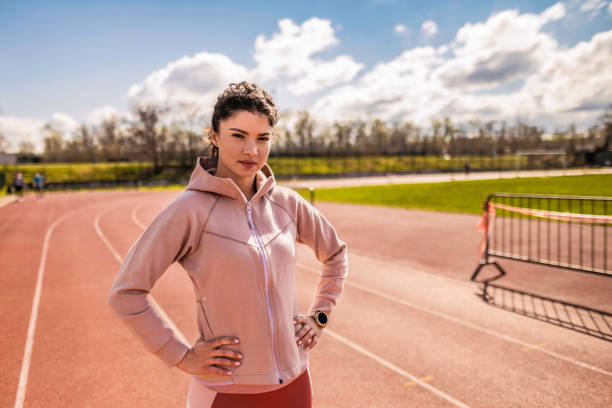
top-left (246, 201), bottom-right (283, 384)
top-left (196, 297), bottom-right (215, 341)
top-left (189, 275), bottom-right (216, 341)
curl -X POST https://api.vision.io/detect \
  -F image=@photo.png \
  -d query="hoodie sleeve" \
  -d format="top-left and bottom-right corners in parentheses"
top-left (295, 194), bottom-right (348, 318)
top-left (107, 195), bottom-right (202, 367)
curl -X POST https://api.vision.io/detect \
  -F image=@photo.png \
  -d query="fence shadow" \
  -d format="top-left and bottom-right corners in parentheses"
top-left (476, 281), bottom-right (612, 342)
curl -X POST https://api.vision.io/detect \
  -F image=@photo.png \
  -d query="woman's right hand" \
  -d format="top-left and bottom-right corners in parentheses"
top-left (176, 336), bottom-right (243, 379)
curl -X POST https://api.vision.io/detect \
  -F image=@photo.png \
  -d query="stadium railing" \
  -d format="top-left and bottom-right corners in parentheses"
top-left (472, 193), bottom-right (612, 281)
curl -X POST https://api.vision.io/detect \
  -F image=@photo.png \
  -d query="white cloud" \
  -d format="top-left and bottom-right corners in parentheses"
top-left (86, 105), bottom-right (120, 124)
top-left (421, 20), bottom-right (438, 37)
top-left (0, 113), bottom-right (78, 154)
top-left (580, 0), bottom-right (607, 12)
top-left (127, 17), bottom-right (364, 109)
top-left (541, 2), bottom-right (566, 22)
top-left (435, 6), bottom-right (562, 90)
top-left (0, 116), bottom-right (45, 153)
top-left (310, 4), bottom-right (611, 129)
top-left (13, 6), bottom-right (608, 140)
top-left (608, 1), bottom-right (612, 15)
top-left (251, 18), bottom-right (364, 95)
top-left (518, 29), bottom-right (612, 115)
top-left (49, 112), bottom-right (79, 133)
top-left (128, 51), bottom-right (248, 108)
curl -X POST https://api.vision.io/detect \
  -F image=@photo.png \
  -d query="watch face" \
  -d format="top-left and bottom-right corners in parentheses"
top-left (317, 312), bottom-right (328, 325)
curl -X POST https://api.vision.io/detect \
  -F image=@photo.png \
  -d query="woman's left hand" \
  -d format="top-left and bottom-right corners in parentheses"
top-left (294, 314), bottom-right (322, 351)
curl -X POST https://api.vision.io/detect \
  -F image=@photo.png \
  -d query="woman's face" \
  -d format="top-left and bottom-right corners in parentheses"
top-left (212, 110), bottom-right (272, 181)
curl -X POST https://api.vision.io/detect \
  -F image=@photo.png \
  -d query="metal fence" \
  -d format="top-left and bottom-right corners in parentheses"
top-left (472, 193), bottom-right (612, 280)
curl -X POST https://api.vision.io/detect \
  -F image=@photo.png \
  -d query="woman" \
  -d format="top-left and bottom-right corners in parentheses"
top-left (13, 171), bottom-right (25, 202)
top-left (107, 81), bottom-right (349, 407)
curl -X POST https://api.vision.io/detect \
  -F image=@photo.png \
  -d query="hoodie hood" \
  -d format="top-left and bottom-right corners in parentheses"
top-left (187, 156), bottom-right (276, 202)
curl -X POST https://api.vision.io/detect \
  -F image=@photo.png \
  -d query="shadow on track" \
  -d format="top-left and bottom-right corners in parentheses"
top-left (475, 281), bottom-right (612, 342)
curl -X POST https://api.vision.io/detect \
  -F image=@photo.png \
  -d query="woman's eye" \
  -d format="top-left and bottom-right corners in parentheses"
top-left (232, 133), bottom-right (244, 138)
top-left (259, 137), bottom-right (270, 142)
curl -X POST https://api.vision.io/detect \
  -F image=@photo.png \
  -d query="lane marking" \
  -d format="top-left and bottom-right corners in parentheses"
top-left (94, 205), bottom-right (189, 345)
top-left (14, 202), bottom-right (92, 408)
top-left (130, 204), bottom-right (146, 230)
top-left (324, 330), bottom-right (470, 407)
top-left (405, 376), bottom-right (434, 387)
top-left (343, 251), bottom-right (473, 288)
top-left (522, 344), bottom-right (546, 352)
top-left (297, 263), bottom-right (612, 377)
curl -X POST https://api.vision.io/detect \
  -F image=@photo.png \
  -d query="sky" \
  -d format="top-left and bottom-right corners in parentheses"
top-left (1, 0), bottom-right (612, 153)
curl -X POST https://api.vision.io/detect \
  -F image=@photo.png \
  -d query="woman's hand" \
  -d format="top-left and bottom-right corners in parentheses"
top-left (176, 336), bottom-right (243, 379)
top-left (294, 315), bottom-right (322, 351)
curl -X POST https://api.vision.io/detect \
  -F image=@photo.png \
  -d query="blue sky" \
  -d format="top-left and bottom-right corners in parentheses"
top-left (1, 0), bottom-right (611, 152)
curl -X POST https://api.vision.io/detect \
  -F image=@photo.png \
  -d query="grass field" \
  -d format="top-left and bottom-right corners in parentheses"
top-left (3, 170), bottom-right (610, 216)
top-left (2, 154), bottom-right (533, 186)
top-left (295, 174), bottom-right (612, 215)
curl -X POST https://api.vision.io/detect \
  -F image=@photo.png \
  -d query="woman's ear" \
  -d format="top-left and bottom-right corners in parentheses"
top-left (209, 130), bottom-right (218, 146)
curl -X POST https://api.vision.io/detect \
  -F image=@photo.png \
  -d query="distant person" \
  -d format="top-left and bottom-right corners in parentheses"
top-left (107, 81), bottom-right (348, 408)
top-left (33, 172), bottom-right (45, 199)
top-left (13, 171), bottom-right (25, 202)
top-left (464, 161), bottom-right (471, 177)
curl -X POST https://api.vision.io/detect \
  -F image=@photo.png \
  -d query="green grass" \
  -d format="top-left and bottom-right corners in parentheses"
top-left (295, 174), bottom-right (612, 215)
top-left (2, 154), bottom-right (532, 185)
top-left (2, 162), bottom-right (152, 184)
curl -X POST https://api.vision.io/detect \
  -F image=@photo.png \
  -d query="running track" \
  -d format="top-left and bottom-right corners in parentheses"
top-left (1, 191), bottom-right (611, 407)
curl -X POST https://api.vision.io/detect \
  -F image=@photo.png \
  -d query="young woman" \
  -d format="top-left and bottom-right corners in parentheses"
top-left (107, 81), bottom-right (349, 407)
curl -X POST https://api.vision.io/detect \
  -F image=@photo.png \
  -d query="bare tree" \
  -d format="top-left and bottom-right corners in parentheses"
top-left (130, 105), bottom-right (167, 173)
top-left (294, 111), bottom-right (315, 154)
top-left (42, 124), bottom-right (64, 162)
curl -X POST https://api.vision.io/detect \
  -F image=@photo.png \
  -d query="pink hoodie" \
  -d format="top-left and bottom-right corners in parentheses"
top-left (107, 157), bottom-right (348, 394)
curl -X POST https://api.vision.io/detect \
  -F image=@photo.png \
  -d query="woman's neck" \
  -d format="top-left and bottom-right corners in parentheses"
top-left (215, 166), bottom-right (257, 201)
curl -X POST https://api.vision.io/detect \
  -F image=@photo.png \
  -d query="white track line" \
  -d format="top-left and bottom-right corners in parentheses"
top-left (94, 205), bottom-right (189, 345)
top-left (13, 205), bottom-right (85, 408)
top-left (346, 251), bottom-right (473, 288)
top-left (324, 329), bottom-right (470, 408)
top-left (297, 263), bottom-right (612, 377)
top-left (130, 204), bottom-right (146, 230)
top-left (135, 202), bottom-right (470, 406)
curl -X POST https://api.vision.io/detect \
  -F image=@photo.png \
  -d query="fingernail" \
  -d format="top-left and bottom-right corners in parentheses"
top-left (298, 340), bottom-right (302, 344)
top-left (234, 339), bottom-right (240, 343)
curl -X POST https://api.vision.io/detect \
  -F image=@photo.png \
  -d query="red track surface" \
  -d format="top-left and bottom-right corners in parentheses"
top-left (1, 191), bottom-right (611, 407)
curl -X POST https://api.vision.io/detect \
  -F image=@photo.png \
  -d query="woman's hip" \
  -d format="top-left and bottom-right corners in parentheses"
top-left (187, 367), bottom-right (312, 408)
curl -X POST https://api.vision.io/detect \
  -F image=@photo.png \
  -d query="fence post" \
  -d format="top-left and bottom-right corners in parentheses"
top-left (308, 186), bottom-right (315, 205)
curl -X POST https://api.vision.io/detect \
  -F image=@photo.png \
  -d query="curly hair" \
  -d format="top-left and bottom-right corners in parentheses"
top-left (207, 81), bottom-right (278, 159)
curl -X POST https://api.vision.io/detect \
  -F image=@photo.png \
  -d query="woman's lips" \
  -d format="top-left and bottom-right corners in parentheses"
top-left (239, 160), bottom-right (257, 169)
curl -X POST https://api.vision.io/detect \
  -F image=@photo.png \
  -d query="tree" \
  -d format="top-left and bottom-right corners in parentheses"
top-left (370, 119), bottom-right (390, 154)
top-left (42, 124), bottom-right (64, 162)
top-left (130, 105), bottom-right (166, 173)
top-left (0, 133), bottom-right (8, 152)
top-left (97, 117), bottom-right (126, 161)
top-left (65, 125), bottom-right (97, 161)
top-left (294, 111), bottom-right (315, 154)
top-left (598, 104), bottom-right (612, 151)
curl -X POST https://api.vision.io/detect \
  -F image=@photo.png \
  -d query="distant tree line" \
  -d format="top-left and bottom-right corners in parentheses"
top-left (12, 104), bottom-right (612, 173)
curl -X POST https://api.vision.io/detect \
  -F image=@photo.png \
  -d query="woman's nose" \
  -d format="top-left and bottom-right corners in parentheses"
top-left (243, 140), bottom-right (257, 155)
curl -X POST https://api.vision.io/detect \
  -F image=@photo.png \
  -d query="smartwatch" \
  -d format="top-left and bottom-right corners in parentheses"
top-left (312, 311), bottom-right (329, 328)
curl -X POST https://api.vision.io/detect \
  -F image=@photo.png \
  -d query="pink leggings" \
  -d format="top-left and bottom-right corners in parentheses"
top-left (186, 368), bottom-right (313, 408)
